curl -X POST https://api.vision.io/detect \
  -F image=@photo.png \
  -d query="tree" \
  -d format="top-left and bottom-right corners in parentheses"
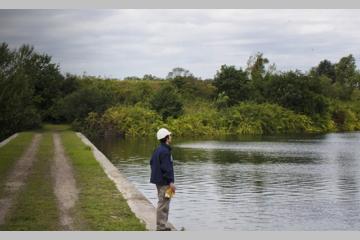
top-left (59, 79), bottom-right (120, 122)
top-left (246, 52), bottom-right (269, 81)
top-left (215, 92), bottom-right (230, 109)
top-left (312, 59), bottom-right (336, 82)
top-left (265, 71), bottom-right (329, 116)
top-left (353, 71), bottom-right (360, 89)
top-left (143, 74), bottom-right (161, 81)
top-left (124, 76), bottom-right (141, 81)
top-left (60, 74), bottom-right (80, 96)
top-left (150, 84), bottom-right (183, 120)
top-left (170, 75), bottom-right (216, 100)
top-left (0, 43), bottom-right (41, 140)
top-left (335, 54), bottom-right (357, 86)
top-left (0, 43), bottom-right (14, 77)
top-left (245, 53), bottom-right (272, 103)
top-left (213, 65), bottom-right (252, 105)
top-left (5, 44), bottom-right (65, 121)
top-left (166, 67), bottom-right (193, 79)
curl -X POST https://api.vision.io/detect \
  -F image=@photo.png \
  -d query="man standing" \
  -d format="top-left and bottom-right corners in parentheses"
top-left (150, 128), bottom-right (176, 231)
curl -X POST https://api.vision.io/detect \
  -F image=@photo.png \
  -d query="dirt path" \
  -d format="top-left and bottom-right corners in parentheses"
top-left (0, 133), bottom-right (42, 225)
top-left (52, 133), bottom-right (79, 230)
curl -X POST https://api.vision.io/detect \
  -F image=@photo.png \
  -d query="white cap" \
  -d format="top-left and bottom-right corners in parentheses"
top-left (156, 128), bottom-right (171, 140)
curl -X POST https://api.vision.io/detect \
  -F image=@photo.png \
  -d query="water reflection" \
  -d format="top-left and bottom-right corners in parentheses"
top-left (92, 132), bottom-right (360, 230)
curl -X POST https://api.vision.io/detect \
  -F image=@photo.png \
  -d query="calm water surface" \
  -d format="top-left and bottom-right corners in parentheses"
top-left (93, 132), bottom-right (360, 230)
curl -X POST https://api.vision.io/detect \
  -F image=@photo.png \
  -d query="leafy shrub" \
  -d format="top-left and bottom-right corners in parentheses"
top-left (150, 84), bottom-right (184, 120)
top-left (97, 105), bottom-right (163, 137)
top-left (214, 92), bottom-right (230, 109)
top-left (224, 103), bottom-right (314, 135)
top-left (60, 82), bottom-right (117, 122)
top-left (170, 76), bottom-right (216, 100)
top-left (167, 108), bottom-right (227, 136)
top-left (329, 101), bottom-right (360, 131)
top-left (265, 72), bottom-right (330, 116)
top-left (213, 65), bottom-right (252, 105)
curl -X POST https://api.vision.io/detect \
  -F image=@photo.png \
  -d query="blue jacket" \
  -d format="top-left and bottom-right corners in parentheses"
top-left (150, 143), bottom-right (175, 185)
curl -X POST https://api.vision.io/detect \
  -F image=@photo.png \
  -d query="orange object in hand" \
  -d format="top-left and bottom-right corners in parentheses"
top-left (165, 186), bottom-right (175, 199)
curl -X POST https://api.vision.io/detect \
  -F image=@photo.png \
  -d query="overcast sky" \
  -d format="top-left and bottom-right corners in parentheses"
top-left (1, 9), bottom-right (360, 79)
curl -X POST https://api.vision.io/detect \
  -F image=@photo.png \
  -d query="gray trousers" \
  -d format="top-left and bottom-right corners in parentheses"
top-left (156, 185), bottom-right (171, 230)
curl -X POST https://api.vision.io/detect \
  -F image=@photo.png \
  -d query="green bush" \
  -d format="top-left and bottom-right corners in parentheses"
top-left (213, 65), bottom-right (252, 105)
top-left (150, 84), bottom-right (184, 120)
top-left (224, 103), bottom-right (314, 135)
top-left (170, 76), bottom-right (216, 100)
top-left (97, 105), bottom-right (163, 137)
top-left (115, 80), bottom-right (159, 106)
top-left (59, 80), bottom-right (119, 122)
top-left (309, 114), bottom-right (336, 133)
top-left (329, 101), bottom-right (360, 131)
top-left (79, 102), bottom-right (352, 138)
top-left (0, 43), bottom-right (42, 140)
top-left (167, 108), bottom-right (227, 136)
top-left (265, 72), bottom-right (330, 116)
top-left (214, 92), bottom-right (230, 109)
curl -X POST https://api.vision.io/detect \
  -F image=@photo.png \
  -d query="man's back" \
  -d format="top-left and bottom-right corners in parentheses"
top-left (150, 143), bottom-right (174, 186)
top-left (151, 128), bottom-right (175, 231)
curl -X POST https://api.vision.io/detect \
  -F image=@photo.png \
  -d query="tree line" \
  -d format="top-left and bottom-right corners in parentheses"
top-left (1, 43), bottom-right (360, 141)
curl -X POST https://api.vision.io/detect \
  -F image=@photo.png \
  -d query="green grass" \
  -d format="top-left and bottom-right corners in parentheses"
top-left (60, 131), bottom-right (146, 230)
top-left (0, 132), bottom-right (34, 197)
top-left (0, 132), bottom-right (60, 230)
top-left (0, 125), bottom-right (146, 230)
top-left (41, 123), bottom-right (71, 132)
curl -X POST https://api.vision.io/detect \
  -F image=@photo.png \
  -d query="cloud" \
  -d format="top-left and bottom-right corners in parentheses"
top-left (0, 9), bottom-right (360, 79)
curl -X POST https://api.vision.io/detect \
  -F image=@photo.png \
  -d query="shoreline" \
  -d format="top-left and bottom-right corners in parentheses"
top-left (76, 132), bottom-right (176, 231)
top-left (0, 134), bottom-right (19, 148)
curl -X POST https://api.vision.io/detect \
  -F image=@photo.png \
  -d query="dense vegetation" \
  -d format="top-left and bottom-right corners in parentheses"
top-left (1, 43), bottom-right (360, 141)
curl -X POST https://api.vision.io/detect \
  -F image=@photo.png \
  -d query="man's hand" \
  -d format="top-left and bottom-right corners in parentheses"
top-left (170, 182), bottom-right (176, 193)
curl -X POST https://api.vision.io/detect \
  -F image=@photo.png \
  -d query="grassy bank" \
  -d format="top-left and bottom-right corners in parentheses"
top-left (0, 132), bottom-right (34, 197)
top-left (42, 124), bottom-right (71, 132)
top-left (1, 124), bottom-right (146, 230)
top-left (0, 132), bottom-right (60, 230)
top-left (60, 131), bottom-right (146, 230)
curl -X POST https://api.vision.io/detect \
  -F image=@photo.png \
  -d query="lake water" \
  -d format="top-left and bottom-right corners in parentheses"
top-left (92, 132), bottom-right (360, 230)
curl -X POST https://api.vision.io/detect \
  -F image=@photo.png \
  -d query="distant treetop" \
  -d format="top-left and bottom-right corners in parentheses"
top-left (166, 67), bottom-right (194, 79)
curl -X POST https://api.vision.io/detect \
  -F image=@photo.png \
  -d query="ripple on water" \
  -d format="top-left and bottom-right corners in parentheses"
top-left (99, 132), bottom-right (360, 230)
